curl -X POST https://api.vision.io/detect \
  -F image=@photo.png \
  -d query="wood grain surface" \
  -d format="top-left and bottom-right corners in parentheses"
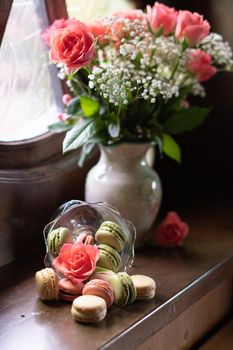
top-left (136, 279), bottom-right (233, 350)
top-left (198, 319), bottom-right (233, 350)
top-left (0, 203), bottom-right (232, 350)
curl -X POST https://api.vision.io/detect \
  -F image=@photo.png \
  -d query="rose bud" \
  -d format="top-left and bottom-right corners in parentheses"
top-left (62, 94), bottom-right (72, 105)
top-left (155, 211), bottom-right (189, 247)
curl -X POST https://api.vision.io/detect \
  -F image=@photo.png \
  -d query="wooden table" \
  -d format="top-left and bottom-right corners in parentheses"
top-left (0, 203), bottom-right (233, 350)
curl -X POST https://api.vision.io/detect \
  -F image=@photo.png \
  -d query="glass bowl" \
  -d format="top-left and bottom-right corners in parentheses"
top-left (43, 200), bottom-right (136, 273)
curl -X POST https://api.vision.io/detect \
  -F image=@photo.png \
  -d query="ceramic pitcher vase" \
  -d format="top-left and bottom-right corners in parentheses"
top-left (85, 143), bottom-right (162, 247)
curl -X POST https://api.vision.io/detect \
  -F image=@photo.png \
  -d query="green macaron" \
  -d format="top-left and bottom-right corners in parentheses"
top-left (47, 227), bottom-right (72, 257)
top-left (96, 244), bottom-right (121, 272)
top-left (95, 221), bottom-right (127, 252)
top-left (108, 272), bottom-right (136, 307)
top-left (118, 272), bottom-right (136, 305)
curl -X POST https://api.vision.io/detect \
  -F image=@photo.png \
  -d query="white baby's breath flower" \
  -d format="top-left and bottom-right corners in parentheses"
top-left (200, 33), bottom-right (233, 71)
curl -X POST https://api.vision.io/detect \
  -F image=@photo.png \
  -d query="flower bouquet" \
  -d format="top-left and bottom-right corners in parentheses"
top-left (43, 1), bottom-right (233, 165)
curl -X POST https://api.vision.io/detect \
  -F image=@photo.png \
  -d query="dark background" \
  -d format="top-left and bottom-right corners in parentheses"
top-left (136, 0), bottom-right (233, 212)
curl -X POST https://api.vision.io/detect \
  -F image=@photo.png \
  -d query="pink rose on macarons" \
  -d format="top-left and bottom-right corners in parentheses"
top-left (155, 211), bottom-right (189, 247)
top-left (175, 10), bottom-right (210, 46)
top-left (147, 2), bottom-right (178, 35)
top-left (53, 242), bottom-right (99, 285)
top-left (187, 49), bottom-right (216, 82)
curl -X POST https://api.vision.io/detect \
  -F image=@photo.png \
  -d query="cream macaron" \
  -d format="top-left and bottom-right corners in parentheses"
top-left (71, 295), bottom-right (107, 323)
top-left (131, 274), bottom-right (156, 300)
top-left (35, 268), bottom-right (59, 301)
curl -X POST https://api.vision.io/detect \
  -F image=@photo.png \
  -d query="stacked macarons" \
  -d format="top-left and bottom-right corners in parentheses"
top-left (95, 221), bottom-right (127, 252)
top-left (70, 278), bottom-right (115, 323)
top-left (95, 221), bottom-right (127, 272)
top-left (35, 220), bottom-right (156, 323)
top-left (96, 244), bottom-right (121, 272)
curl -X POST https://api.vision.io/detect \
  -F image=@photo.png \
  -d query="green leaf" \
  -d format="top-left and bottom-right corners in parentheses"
top-left (48, 122), bottom-right (72, 133)
top-left (63, 120), bottom-right (94, 153)
top-left (78, 142), bottom-right (96, 167)
top-left (80, 96), bottom-right (100, 117)
top-left (66, 97), bottom-right (81, 115)
top-left (134, 52), bottom-right (142, 70)
top-left (154, 26), bottom-right (163, 38)
top-left (154, 136), bottom-right (163, 155)
top-left (163, 107), bottom-right (210, 135)
top-left (181, 38), bottom-right (188, 51)
top-left (162, 133), bottom-right (181, 163)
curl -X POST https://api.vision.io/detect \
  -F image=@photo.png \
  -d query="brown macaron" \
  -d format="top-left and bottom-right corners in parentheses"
top-left (35, 268), bottom-right (59, 301)
top-left (58, 278), bottom-right (83, 302)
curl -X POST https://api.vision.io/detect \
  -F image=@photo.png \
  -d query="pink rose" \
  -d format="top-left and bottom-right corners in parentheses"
top-left (50, 20), bottom-right (94, 70)
top-left (187, 49), bottom-right (217, 82)
top-left (41, 18), bottom-right (77, 46)
top-left (53, 242), bottom-right (99, 284)
top-left (113, 9), bottom-right (145, 21)
top-left (155, 212), bottom-right (189, 247)
top-left (147, 2), bottom-right (178, 35)
top-left (86, 22), bottom-right (109, 46)
top-left (86, 22), bottom-right (106, 38)
top-left (175, 10), bottom-right (210, 46)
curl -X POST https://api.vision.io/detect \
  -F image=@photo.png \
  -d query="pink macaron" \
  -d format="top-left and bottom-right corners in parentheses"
top-left (58, 278), bottom-right (84, 301)
top-left (76, 232), bottom-right (94, 245)
top-left (82, 279), bottom-right (114, 308)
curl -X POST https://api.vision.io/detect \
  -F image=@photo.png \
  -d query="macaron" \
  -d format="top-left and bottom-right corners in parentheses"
top-left (74, 225), bottom-right (95, 244)
top-left (76, 232), bottom-right (94, 245)
top-left (58, 278), bottom-right (84, 302)
top-left (82, 279), bottom-right (114, 308)
top-left (47, 227), bottom-right (72, 257)
top-left (88, 266), bottom-right (117, 283)
top-left (108, 272), bottom-right (136, 307)
top-left (131, 275), bottom-right (156, 300)
top-left (35, 268), bottom-right (59, 301)
top-left (71, 295), bottom-right (107, 323)
top-left (96, 244), bottom-right (121, 272)
top-left (95, 221), bottom-right (127, 252)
